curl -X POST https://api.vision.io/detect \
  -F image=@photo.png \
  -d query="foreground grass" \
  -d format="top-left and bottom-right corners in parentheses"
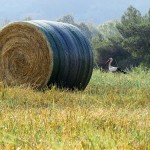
top-left (0, 68), bottom-right (149, 149)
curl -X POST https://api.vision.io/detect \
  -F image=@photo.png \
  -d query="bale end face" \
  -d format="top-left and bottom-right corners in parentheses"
top-left (0, 22), bottom-right (53, 89)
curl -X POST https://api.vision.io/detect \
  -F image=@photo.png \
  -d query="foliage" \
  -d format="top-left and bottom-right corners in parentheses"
top-left (57, 15), bottom-right (75, 24)
top-left (57, 15), bottom-right (99, 40)
top-left (92, 31), bottom-right (131, 69)
top-left (93, 6), bottom-right (150, 68)
top-left (116, 6), bottom-right (150, 67)
top-left (85, 23), bottom-right (100, 39)
top-left (0, 69), bottom-right (149, 149)
top-left (98, 20), bottom-right (122, 40)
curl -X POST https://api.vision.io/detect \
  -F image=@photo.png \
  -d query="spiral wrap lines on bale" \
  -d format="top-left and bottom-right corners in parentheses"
top-left (0, 20), bottom-right (93, 90)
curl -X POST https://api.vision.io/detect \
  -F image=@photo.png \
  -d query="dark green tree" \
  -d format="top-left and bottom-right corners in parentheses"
top-left (92, 36), bottom-right (130, 69)
top-left (92, 20), bottom-right (130, 69)
top-left (116, 6), bottom-right (150, 67)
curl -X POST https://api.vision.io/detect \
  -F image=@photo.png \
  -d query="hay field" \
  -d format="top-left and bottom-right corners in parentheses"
top-left (0, 68), bottom-right (149, 150)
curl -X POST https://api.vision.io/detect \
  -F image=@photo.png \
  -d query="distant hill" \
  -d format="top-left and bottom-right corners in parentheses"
top-left (0, 0), bottom-right (150, 25)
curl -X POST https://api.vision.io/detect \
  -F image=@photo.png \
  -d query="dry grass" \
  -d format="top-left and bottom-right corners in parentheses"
top-left (0, 68), bottom-right (149, 149)
top-left (0, 22), bottom-right (52, 89)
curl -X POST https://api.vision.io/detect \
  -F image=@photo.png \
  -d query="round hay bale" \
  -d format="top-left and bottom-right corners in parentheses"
top-left (0, 20), bottom-right (93, 90)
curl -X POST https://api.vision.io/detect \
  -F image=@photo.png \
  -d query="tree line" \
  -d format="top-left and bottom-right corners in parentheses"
top-left (57, 6), bottom-right (150, 69)
top-left (1, 6), bottom-right (150, 69)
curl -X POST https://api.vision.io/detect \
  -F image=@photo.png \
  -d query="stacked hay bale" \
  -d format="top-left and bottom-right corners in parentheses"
top-left (0, 20), bottom-right (93, 90)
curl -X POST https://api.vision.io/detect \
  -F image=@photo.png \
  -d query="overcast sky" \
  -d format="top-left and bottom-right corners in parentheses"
top-left (0, 0), bottom-right (150, 25)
